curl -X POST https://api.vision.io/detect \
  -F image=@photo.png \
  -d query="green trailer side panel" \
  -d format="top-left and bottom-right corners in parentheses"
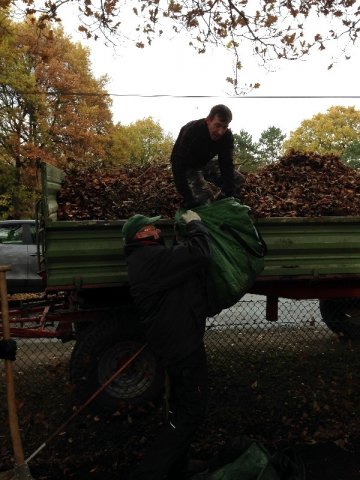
top-left (45, 222), bottom-right (128, 286)
top-left (44, 220), bottom-right (174, 287)
top-left (41, 163), bottom-right (65, 221)
top-left (256, 216), bottom-right (360, 278)
top-left (40, 162), bottom-right (360, 288)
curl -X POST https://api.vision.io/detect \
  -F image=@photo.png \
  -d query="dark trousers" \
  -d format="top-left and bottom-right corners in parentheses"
top-left (171, 158), bottom-right (244, 209)
top-left (171, 160), bottom-right (219, 209)
top-left (129, 344), bottom-right (208, 480)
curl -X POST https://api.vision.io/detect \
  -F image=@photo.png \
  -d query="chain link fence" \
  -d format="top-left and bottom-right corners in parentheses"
top-left (1, 294), bottom-right (360, 478)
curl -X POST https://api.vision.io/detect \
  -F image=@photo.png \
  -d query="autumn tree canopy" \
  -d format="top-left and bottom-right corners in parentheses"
top-left (283, 106), bottom-right (360, 158)
top-left (105, 117), bottom-right (174, 165)
top-left (0, 17), bottom-right (113, 173)
top-left (6, 0), bottom-right (360, 91)
top-left (0, 16), bottom-right (114, 216)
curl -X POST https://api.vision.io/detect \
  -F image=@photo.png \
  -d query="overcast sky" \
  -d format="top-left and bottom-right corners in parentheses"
top-left (66, 15), bottom-right (360, 142)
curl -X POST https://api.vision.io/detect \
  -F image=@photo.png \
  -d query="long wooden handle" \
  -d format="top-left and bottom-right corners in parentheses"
top-left (0, 265), bottom-right (26, 467)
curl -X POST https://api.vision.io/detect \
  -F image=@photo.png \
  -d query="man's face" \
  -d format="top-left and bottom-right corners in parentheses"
top-left (206, 114), bottom-right (230, 141)
top-left (134, 224), bottom-right (161, 240)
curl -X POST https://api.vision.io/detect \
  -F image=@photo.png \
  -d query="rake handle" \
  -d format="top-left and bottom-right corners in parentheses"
top-left (0, 265), bottom-right (26, 467)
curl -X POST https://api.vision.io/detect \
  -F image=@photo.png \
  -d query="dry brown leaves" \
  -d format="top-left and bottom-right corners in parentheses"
top-left (57, 164), bottom-right (181, 220)
top-left (57, 152), bottom-right (360, 220)
top-left (242, 151), bottom-right (360, 217)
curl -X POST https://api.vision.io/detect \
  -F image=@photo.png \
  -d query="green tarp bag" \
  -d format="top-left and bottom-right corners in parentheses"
top-left (175, 197), bottom-right (267, 316)
top-left (208, 441), bottom-right (306, 480)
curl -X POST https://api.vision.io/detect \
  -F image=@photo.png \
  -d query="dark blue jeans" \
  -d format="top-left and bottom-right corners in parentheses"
top-left (129, 344), bottom-right (208, 480)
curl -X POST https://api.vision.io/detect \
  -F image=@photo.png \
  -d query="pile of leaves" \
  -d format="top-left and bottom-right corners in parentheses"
top-left (57, 163), bottom-right (181, 220)
top-left (242, 151), bottom-right (360, 217)
top-left (57, 152), bottom-right (360, 220)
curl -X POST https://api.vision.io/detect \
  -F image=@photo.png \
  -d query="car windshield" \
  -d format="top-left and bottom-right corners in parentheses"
top-left (0, 225), bottom-right (24, 244)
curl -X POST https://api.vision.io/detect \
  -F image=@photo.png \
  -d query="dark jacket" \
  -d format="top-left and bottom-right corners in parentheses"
top-left (124, 220), bottom-right (211, 366)
top-left (170, 118), bottom-right (235, 197)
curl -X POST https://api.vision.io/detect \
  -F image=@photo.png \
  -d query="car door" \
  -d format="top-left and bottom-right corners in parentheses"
top-left (0, 221), bottom-right (41, 292)
top-left (26, 222), bottom-right (41, 287)
top-left (0, 222), bottom-right (28, 289)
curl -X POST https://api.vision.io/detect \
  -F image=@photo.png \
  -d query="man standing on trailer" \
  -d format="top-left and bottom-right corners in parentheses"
top-left (170, 104), bottom-right (244, 208)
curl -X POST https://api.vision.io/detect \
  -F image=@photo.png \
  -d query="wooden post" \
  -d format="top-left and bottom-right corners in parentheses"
top-left (0, 265), bottom-right (34, 479)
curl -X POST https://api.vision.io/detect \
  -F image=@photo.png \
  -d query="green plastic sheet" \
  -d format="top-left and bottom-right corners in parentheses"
top-left (175, 198), bottom-right (266, 316)
top-left (210, 441), bottom-right (306, 480)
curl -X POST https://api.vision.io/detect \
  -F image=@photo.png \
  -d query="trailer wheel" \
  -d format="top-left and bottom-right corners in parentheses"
top-left (70, 312), bottom-right (164, 411)
top-left (319, 298), bottom-right (360, 339)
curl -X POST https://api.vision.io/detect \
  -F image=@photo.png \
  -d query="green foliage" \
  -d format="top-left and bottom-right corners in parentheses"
top-left (233, 130), bottom-right (258, 172)
top-left (341, 141), bottom-right (360, 169)
top-left (233, 127), bottom-right (287, 172)
top-left (0, 161), bottom-right (16, 219)
top-left (256, 126), bottom-right (286, 166)
top-left (0, 161), bottom-right (38, 219)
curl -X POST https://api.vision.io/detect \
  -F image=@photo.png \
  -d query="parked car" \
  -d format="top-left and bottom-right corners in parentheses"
top-left (0, 220), bottom-right (44, 293)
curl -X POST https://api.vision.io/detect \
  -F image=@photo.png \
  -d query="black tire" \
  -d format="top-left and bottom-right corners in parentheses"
top-left (319, 298), bottom-right (360, 339)
top-left (70, 312), bottom-right (164, 412)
